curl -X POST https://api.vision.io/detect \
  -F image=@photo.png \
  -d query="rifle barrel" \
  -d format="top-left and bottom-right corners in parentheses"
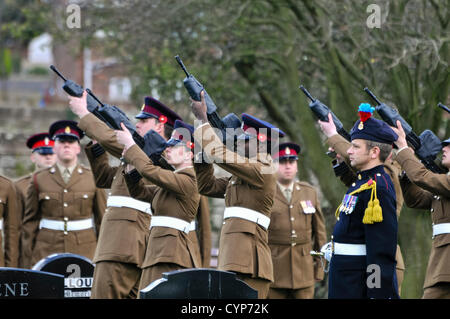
top-left (299, 85), bottom-right (316, 102)
top-left (438, 102), bottom-right (450, 114)
top-left (175, 55), bottom-right (190, 77)
top-left (49, 65), bottom-right (67, 82)
top-left (86, 88), bottom-right (104, 106)
top-left (363, 87), bottom-right (382, 105)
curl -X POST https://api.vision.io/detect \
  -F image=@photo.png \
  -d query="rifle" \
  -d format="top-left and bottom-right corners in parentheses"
top-left (85, 90), bottom-right (174, 171)
top-left (299, 85), bottom-right (351, 142)
top-left (438, 102), bottom-right (450, 114)
top-left (364, 88), bottom-right (445, 173)
top-left (50, 65), bottom-right (107, 122)
top-left (50, 65), bottom-right (173, 170)
top-left (363, 87), bottom-right (421, 150)
top-left (175, 55), bottom-right (225, 130)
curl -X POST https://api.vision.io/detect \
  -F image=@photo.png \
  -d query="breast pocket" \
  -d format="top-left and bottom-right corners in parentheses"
top-left (39, 192), bottom-right (60, 217)
top-left (76, 192), bottom-right (95, 216)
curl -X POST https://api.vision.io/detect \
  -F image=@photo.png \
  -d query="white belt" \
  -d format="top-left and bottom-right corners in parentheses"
top-left (39, 218), bottom-right (94, 232)
top-left (223, 206), bottom-right (270, 230)
top-left (150, 216), bottom-right (192, 234)
top-left (107, 196), bottom-right (152, 215)
top-left (333, 242), bottom-right (367, 256)
top-left (0, 218), bottom-right (3, 230)
top-left (432, 223), bottom-right (450, 238)
top-left (189, 221), bottom-right (196, 232)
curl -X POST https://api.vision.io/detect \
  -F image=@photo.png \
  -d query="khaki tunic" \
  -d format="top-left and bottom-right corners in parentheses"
top-left (193, 196), bottom-right (212, 267)
top-left (0, 175), bottom-right (20, 267)
top-left (14, 174), bottom-right (32, 224)
top-left (124, 145), bottom-right (201, 272)
top-left (395, 148), bottom-right (450, 288)
top-left (14, 174), bottom-right (32, 267)
top-left (80, 113), bottom-right (151, 267)
top-left (269, 182), bottom-right (327, 289)
top-left (328, 134), bottom-right (406, 274)
top-left (194, 123), bottom-right (276, 282)
top-left (20, 165), bottom-right (106, 268)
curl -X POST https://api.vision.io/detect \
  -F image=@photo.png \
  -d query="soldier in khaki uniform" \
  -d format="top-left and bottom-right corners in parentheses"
top-left (20, 120), bottom-right (106, 269)
top-left (0, 175), bottom-right (20, 267)
top-left (15, 133), bottom-right (56, 220)
top-left (15, 133), bottom-right (56, 267)
top-left (191, 91), bottom-right (285, 299)
top-left (116, 120), bottom-right (201, 292)
top-left (391, 122), bottom-right (450, 299)
top-left (268, 142), bottom-right (327, 299)
top-left (68, 91), bottom-right (183, 298)
top-left (319, 113), bottom-right (406, 295)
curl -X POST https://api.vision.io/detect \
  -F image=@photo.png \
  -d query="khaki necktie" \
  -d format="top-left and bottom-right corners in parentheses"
top-left (284, 188), bottom-right (292, 203)
top-left (62, 168), bottom-right (71, 184)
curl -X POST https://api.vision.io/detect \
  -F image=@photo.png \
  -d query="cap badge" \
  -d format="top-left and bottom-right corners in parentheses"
top-left (285, 147), bottom-right (291, 155)
top-left (159, 115), bottom-right (168, 124)
top-left (65, 126), bottom-right (71, 134)
top-left (358, 122), bottom-right (364, 130)
top-left (141, 104), bottom-right (145, 111)
top-left (44, 137), bottom-right (50, 145)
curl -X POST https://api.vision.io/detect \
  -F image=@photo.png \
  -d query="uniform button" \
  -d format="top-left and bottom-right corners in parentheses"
top-left (291, 242), bottom-right (296, 247)
top-left (430, 208), bottom-right (434, 212)
top-left (358, 174), bottom-right (362, 180)
top-left (64, 217), bottom-right (69, 221)
top-left (108, 192), bottom-right (112, 196)
top-left (376, 173), bottom-right (381, 176)
top-left (64, 189), bottom-right (68, 193)
top-left (64, 203), bottom-right (68, 207)
top-left (45, 196), bottom-right (50, 200)
top-left (83, 194), bottom-right (88, 199)
top-left (290, 217), bottom-right (295, 221)
top-left (231, 181), bottom-right (235, 185)
top-left (352, 183), bottom-right (356, 187)
top-left (289, 205), bottom-right (293, 209)
top-left (113, 176), bottom-right (116, 180)
top-left (64, 231), bottom-right (68, 235)
top-left (291, 230), bottom-right (296, 234)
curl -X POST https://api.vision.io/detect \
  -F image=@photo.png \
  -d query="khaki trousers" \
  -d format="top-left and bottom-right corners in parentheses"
top-left (90, 261), bottom-right (141, 299)
top-left (422, 283), bottom-right (450, 299)
top-left (236, 273), bottom-right (271, 299)
top-left (267, 286), bottom-right (315, 299)
top-left (138, 263), bottom-right (183, 298)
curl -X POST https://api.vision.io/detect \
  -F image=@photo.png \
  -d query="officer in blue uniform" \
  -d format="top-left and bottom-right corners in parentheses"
top-left (326, 103), bottom-right (400, 299)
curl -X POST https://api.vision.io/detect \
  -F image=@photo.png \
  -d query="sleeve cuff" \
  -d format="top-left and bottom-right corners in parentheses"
top-left (91, 143), bottom-right (106, 158)
top-left (123, 168), bottom-right (142, 183)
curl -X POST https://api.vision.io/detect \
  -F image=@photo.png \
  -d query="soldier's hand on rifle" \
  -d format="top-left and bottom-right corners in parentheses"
top-left (115, 122), bottom-right (136, 153)
top-left (318, 113), bottom-right (338, 138)
top-left (190, 90), bottom-right (208, 123)
top-left (68, 90), bottom-right (90, 118)
top-left (391, 120), bottom-right (408, 149)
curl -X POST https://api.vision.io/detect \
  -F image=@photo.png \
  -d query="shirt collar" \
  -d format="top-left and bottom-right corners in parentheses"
top-left (56, 163), bottom-right (77, 176)
top-left (277, 181), bottom-right (294, 193)
top-left (174, 165), bottom-right (193, 174)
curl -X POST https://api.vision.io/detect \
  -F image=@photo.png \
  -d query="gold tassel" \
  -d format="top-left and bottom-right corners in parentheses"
top-left (371, 183), bottom-right (383, 223)
top-left (336, 179), bottom-right (383, 224)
